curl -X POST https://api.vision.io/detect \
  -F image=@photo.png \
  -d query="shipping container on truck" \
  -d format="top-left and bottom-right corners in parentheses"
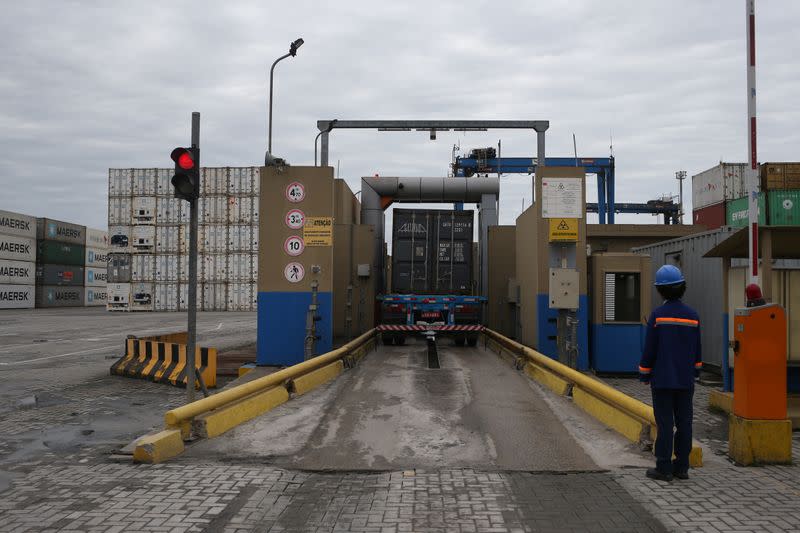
top-left (381, 208), bottom-right (485, 346)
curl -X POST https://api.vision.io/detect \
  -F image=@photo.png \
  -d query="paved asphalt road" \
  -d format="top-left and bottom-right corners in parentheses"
top-left (0, 308), bottom-right (256, 470)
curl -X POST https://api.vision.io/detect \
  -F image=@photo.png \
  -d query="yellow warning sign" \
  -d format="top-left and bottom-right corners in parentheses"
top-left (549, 218), bottom-right (579, 242)
top-left (303, 217), bottom-right (333, 246)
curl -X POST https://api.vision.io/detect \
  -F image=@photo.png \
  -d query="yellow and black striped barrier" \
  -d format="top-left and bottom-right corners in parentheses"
top-left (110, 338), bottom-right (216, 388)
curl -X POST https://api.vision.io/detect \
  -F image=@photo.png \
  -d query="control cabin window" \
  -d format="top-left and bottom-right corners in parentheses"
top-left (604, 272), bottom-right (640, 323)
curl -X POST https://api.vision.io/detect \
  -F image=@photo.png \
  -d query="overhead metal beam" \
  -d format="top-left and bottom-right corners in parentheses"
top-left (317, 119), bottom-right (549, 169)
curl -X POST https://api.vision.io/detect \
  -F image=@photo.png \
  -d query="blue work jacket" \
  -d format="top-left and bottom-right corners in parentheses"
top-left (639, 299), bottom-right (702, 389)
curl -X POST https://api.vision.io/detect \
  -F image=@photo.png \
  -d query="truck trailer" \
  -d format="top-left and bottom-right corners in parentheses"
top-left (380, 208), bottom-right (485, 345)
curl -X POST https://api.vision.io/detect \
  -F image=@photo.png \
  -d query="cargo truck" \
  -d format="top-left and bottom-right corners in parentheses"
top-left (380, 208), bottom-right (484, 346)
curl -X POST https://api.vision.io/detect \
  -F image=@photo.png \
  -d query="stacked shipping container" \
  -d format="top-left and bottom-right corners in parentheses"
top-left (107, 167), bottom-right (259, 311)
top-left (0, 209), bottom-right (37, 309)
top-left (35, 218), bottom-right (86, 308)
top-left (693, 162), bottom-right (800, 230)
top-left (84, 228), bottom-right (109, 306)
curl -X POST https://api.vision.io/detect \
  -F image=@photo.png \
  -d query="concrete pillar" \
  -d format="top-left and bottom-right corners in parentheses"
top-left (479, 193), bottom-right (498, 297)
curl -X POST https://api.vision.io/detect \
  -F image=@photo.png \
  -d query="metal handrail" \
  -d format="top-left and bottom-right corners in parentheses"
top-left (165, 329), bottom-right (376, 426)
top-left (483, 328), bottom-right (656, 425)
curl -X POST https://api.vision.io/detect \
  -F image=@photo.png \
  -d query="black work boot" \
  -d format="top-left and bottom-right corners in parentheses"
top-left (672, 469), bottom-right (689, 480)
top-left (646, 468), bottom-right (673, 482)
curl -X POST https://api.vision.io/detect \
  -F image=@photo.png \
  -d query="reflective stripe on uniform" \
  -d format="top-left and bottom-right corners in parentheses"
top-left (694, 362), bottom-right (703, 368)
top-left (655, 317), bottom-right (699, 327)
top-left (639, 366), bottom-right (652, 374)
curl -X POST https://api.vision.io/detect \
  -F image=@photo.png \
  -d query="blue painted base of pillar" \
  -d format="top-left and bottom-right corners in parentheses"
top-left (535, 294), bottom-right (589, 371)
top-left (590, 323), bottom-right (645, 373)
top-left (257, 291), bottom-right (333, 366)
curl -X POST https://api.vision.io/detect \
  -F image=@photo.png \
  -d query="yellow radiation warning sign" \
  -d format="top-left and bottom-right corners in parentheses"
top-left (303, 217), bottom-right (333, 246)
top-left (548, 218), bottom-right (579, 242)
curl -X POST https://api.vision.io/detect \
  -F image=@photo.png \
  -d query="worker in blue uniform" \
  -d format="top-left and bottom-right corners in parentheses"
top-left (639, 265), bottom-right (702, 482)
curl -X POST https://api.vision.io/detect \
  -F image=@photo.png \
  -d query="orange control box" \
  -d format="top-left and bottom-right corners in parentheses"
top-left (733, 304), bottom-right (787, 420)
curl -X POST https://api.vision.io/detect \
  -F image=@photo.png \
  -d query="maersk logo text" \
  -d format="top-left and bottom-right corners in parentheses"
top-left (0, 241), bottom-right (31, 255)
top-left (0, 217), bottom-right (30, 232)
top-left (0, 290), bottom-right (29, 301)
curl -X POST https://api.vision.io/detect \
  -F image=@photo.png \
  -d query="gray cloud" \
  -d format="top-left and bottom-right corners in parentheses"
top-left (0, 1), bottom-right (797, 230)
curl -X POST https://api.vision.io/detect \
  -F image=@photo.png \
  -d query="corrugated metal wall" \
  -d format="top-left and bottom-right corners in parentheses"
top-left (633, 228), bottom-right (736, 371)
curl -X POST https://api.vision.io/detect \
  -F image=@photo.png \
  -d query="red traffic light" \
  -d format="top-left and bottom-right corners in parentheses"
top-left (170, 147), bottom-right (195, 170)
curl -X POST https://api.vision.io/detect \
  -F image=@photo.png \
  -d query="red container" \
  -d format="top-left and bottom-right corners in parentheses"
top-left (692, 203), bottom-right (726, 230)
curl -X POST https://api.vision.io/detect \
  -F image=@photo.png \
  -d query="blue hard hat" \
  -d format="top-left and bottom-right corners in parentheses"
top-left (655, 265), bottom-right (685, 286)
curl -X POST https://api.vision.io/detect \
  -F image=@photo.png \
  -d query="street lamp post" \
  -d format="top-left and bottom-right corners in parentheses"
top-left (266, 38), bottom-right (304, 165)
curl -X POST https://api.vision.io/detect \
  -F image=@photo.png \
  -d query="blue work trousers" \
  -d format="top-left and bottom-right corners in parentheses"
top-left (651, 387), bottom-right (694, 474)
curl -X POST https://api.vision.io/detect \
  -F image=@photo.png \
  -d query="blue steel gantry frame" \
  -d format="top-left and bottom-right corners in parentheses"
top-left (453, 156), bottom-right (618, 223)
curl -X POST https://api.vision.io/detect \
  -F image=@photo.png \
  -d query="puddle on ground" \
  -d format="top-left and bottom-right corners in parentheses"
top-left (15, 392), bottom-right (70, 410)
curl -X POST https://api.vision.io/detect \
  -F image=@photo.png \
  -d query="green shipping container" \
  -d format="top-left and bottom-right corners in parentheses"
top-left (726, 194), bottom-right (766, 227)
top-left (37, 240), bottom-right (85, 266)
top-left (768, 190), bottom-right (800, 226)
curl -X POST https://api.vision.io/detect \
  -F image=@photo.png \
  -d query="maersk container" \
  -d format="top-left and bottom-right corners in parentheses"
top-left (84, 266), bottom-right (108, 287)
top-left (0, 259), bottom-right (35, 285)
top-left (108, 198), bottom-right (132, 225)
top-left (107, 283), bottom-right (131, 308)
top-left (201, 282), bottom-right (227, 311)
top-left (132, 254), bottom-right (155, 281)
top-left (227, 282), bottom-right (253, 311)
top-left (155, 254), bottom-right (179, 282)
top-left (0, 235), bottom-right (36, 262)
top-left (201, 168), bottom-right (228, 196)
top-left (156, 225), bottom-right (185, 254)
top-left (132, 197), bottom-right (156, 224)
top-left (130, 282), bottom-right (154, 310)
top-left (108, 225), bottom-right (131, 251)
top-left (85, 247), bottom-right (110, 268)
top-left (229, 167), bottom-right (257, 195)
top-left (0, 209), bottom-right (36, 239)
top-left (768, 190), bottom-right (800, 225)
top-left (228, 253), bottom-right (253, 282)
top-left (132, 169), bottom-right (157, 196)
top-left (199, 196), bottom-right (228, 223)
top-left (391, 209), bottom-right (475, 295)
top-left (37, 241), bottom-right (84, 266)
top-left (131, 225), bottom-right (156, 251)
top-left (36, 218), bottom-right (85, 246)
top-left (0, 284), bottom-right (35, 309)
top-left (107, 253), bottom-right (131, 283)
top-left (726, 194), bottom-right (766, 228)
top-left (227, 225), bottom-right (253, 252)
top-left (85, 227), bottom-right (108, 249)
top-left (692, 163), bottom-right (756, 211)
top-left (227, 196), bottom-right (256, 224)
top-left (85, 287), bottom-right (108, 307)
top-left (35, 285), bottom-right (84, 308)
top-left (156, 196), bottom-right (182, 225)
top-left (154, 282), bottom-right (179, 311)
top-left (108, 169), bottom-right (133, 197)
top-left (201, 254), bottom-right (228, 282)
top-left (201, 225), bottom-right (227, 253)
top-left (36, 264), bottom-right (84, 286)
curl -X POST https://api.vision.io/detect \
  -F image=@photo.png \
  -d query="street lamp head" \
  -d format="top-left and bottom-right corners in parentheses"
top-left (290, 38), bottom-right (304, 56)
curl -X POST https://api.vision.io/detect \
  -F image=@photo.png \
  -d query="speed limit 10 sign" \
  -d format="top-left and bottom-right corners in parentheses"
top-left (285, 182), bottom-right (305, 203)
top-left (284, 235), bottom-right (305, 256)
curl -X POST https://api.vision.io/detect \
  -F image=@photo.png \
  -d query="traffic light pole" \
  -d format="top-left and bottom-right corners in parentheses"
top-left (187, 111), bottom-right (200, 404)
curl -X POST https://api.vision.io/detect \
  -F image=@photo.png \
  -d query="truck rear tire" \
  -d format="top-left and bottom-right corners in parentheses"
top-left (394, 335), bottom-right (406, 346)
top-left (466, 335), bottom-right (478, 347)
top-left (454, 336), bottom-right (465, 347)
top-left (382, 335), bottom-right (394, 346)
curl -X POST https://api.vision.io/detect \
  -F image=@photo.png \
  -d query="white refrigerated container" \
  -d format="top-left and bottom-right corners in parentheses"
top-left (131, 254), bottom-right (155, 281)
top-left (155, 254), bottom-right (179, 281)
top-left (108, 169), bottom-right (133, 197)
top-left (132, 169), bottom-right (157, 196)
top-left (108, 197), bottom-right (132, 225)
top-left (156, 197), bottom-right (183, 225)
top-left (132, 197), bottom-right (157, 224)
top-left (131, 225), bottom-right (156, 251)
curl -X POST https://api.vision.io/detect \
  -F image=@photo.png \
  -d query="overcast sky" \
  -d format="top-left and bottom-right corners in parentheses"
top-left (1, 1), bottom-right (798, 231)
